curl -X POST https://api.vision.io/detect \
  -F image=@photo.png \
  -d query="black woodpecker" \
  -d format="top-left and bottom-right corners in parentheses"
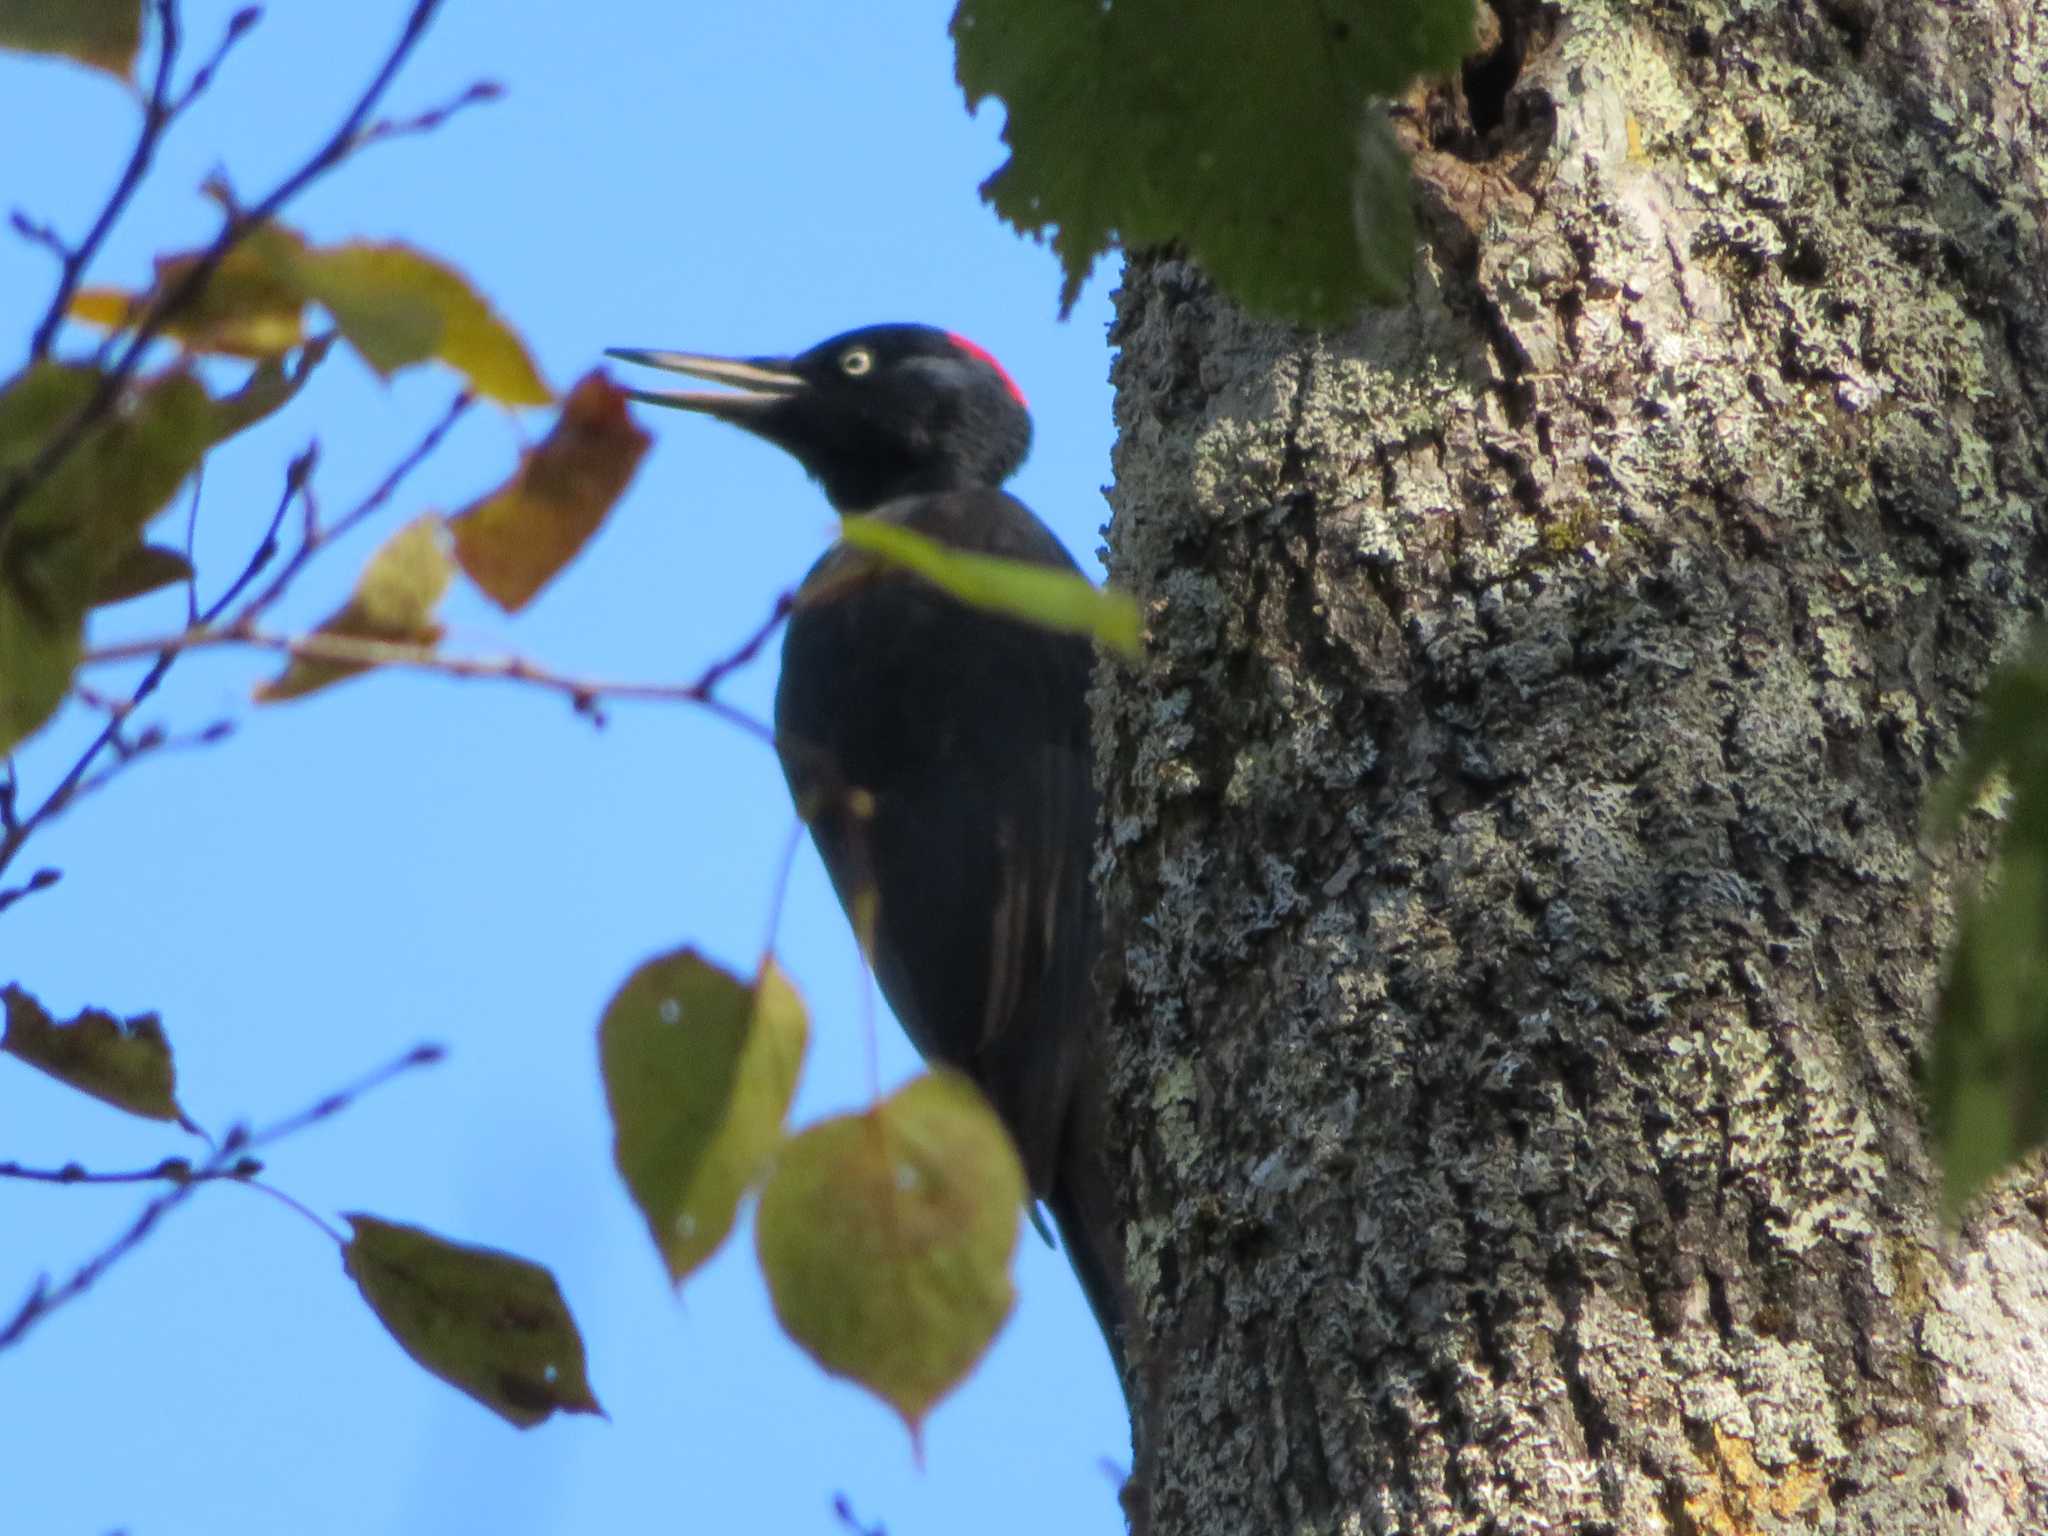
top-left (607, 324), bottom-right (1126, 1382)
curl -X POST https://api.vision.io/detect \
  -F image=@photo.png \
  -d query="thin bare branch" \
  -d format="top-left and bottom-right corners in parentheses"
top-left (79, 579), bottom-right (798, 748)
top-left (170, 5), bottom-right (262, 114)
top-left (9, 209), bottom-right (68, 262)
top-left (0, 1041), bottom-right (441, 1354)
top-left (235, 395), bottom-right (468, 623)
top-left (0, 0), bottom-right (446, 543)
top-left (0, 1155), bottom-right (262, 1188)
top-left (0, 448), bottom-right (315, 887)
top-left (0, 867), bottom-right (61, 917)
top-left (26, 0), bottom-right (185, 361)
top-left (357, 78), bottom-right (504, 148)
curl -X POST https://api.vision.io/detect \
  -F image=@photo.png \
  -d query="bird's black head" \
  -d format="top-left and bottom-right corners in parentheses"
top-left (606, 323), bottom-right (1032, 512)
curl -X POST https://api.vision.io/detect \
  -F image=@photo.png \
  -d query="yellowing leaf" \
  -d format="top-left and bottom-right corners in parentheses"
top-left (288, 241), bottom-right (551, 406)
top-left (0, 0), bottom-right (142, 77)
top-left (255, 514), bottom-right (454, 703)
top-left (602, 950), bottom-right (808, 1285)
top-left (1, 983), bottom-right (193, 1127)
top-left (342, 1215), bottom-right (603, 1430)
top-left (755, 1071), bottom-right (1025, 1442)
top-left (68, 245), bottom-right (306, 359)
top-left (838, 514), bottom-right (1140, 657)
top-left (451, 371), bottom-right (650, 612)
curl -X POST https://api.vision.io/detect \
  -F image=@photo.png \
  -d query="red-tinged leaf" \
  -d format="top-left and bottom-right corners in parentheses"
top-left (1, 983), bottom-right (194, 1128)
top-left (0, 0), bottom-right (142, 77)
top-left (255, 515), bottom-right (454, 703)
top-left (755, 1071), bottom-right (1025, 1443)
top-left (450, 372), bottom-right (651, 612)
top-left (601, 950), bottom-right (808, 1286)
top-left (342, 1215), bottom-right (604, 1429)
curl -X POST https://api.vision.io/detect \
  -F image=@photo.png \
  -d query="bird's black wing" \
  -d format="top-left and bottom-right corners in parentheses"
top-left (772, 488), bottom-right (1097, 1199)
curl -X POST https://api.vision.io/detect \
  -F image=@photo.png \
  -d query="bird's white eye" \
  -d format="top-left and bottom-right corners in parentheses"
top-left (840, 346), bottom-right (875, 377)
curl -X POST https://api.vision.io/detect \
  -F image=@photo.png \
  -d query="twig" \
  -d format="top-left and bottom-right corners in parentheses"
top-left (26, 0), bottom-right (184, 360)
top-left (0, 450), bottom-right (314, 887)
top-left (0, 0), bottom-right (446, 544)
top-left (9, 210), bottom-right (68, 261)
top-left (357, 79), bottom-right (503, 148)
top-left (0, 1041), bottom-right (441, 1354)
top-left (234, 394), bottom-right (468, 622)
top-left (0, 1155), bottom-right (262, 1188)
top-left (832, 1494), bottom-right (888, 1536)
top-left (182, 467), bottom-right (204, 626)
top-left (79, 621), bottom-right (785, 746)
top-left (239, 1178), bottom-right (347, 1247)
top-left (170, 6), bottom-right (262, 115)
top-left (243, 1041), bottom-right (443, 1152)
top-left (697, 590), bottom-right (795, 698)
top-left (0, 867), bottom-right (61, 917)
top-left (67, 718), bottom-right (234, 808)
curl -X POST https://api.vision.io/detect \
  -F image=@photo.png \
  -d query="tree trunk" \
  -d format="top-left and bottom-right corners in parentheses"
top-left (1095, 2), bottom-right (2048, 1531)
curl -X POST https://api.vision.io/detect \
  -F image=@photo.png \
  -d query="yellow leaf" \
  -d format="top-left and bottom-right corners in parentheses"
top-left (255, 515), bottom-right (454, 703)
top-left (755, 1071), bottom-right (1024, 1443)
top-left (66, 245), bottom-right (306, 359)
top-left (450, 371), bottom-right (650, 612)
top-left (289, 240), bottom-right (551, 406)
top-left (601, 950), bottom-right (808, 1285)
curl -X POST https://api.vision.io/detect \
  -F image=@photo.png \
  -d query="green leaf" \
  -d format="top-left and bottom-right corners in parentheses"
top-left (755, 1071), bottom-right (1025, 1443)
top-left (0, 0), bottom-right (142, 77)
top-left (1926, 637), bottom-right (2048, 841)
top-left (1, 983), bottom-right (194, 1128)
top-left (92, 541), bottom-right (193, 605)
top-left (450, 371), bottom-right (651, 612)
top-left (342, 1215), bottom-right (604, 1430)
top-left (0, 590), bottom-right (79, 752)
top-left (204, 336), bottom-right (334, 443)
top-left (838, 514), bottom-right (1140, 657)
top-left (286, 240), bottom-right (552, 406)
top-left (1926, 627), bottom-right (2048, 1218)
top-left (0, 356), bottom-right (310, 752)
top-left (254, 514), bottom-right (454, 703)
top-left (952, 0), bottom-right (1475, 322)
top-left (601, 950), bottom-right (808, 1286)
top-left (1931, 849), bottom-right (2048, 1219)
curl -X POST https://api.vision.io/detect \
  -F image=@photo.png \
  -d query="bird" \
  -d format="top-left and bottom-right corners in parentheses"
top-left (606, 323), bottom-right (1127, 1384)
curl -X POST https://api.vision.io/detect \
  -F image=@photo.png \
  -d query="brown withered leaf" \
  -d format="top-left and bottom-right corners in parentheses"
top-left (449, 372), bottom-right (650, 613)
top-left (2, 983), bottom-right (195, 1128)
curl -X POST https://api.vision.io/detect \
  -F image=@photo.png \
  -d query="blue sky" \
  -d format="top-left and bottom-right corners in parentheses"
top-left (1, 4), bottom-right (1129, 1532)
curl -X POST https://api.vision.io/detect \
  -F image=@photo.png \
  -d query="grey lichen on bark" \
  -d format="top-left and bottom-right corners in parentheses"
top-left (1093, 1), bottom-right (2048, 1532)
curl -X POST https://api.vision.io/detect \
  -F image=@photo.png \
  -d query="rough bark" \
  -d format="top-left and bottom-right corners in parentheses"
top-left (1094, 1), bottom-right (2048, 1532)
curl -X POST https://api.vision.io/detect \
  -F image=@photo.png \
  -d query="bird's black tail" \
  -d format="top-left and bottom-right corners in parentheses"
top-left (1046, 1093), bottom-right (1129, 1392)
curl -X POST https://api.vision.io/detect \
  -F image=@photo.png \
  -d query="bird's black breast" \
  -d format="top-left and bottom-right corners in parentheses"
top-left (772, 488), bottom-right (1096, 1194)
